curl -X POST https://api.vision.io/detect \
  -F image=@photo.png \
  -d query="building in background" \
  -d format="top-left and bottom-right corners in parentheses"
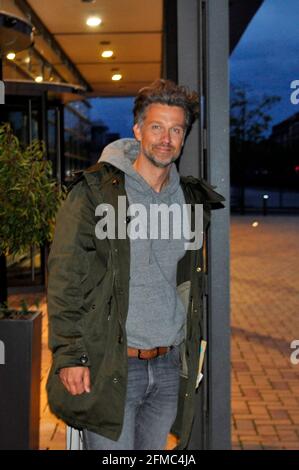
top-left (0, 0), bottom-right (264, 450)
top-left (271, 112), bottom-right (299, 149)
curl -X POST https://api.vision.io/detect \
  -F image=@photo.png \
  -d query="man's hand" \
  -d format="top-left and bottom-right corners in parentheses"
top-left (59, 367), bottom-right (91, 395)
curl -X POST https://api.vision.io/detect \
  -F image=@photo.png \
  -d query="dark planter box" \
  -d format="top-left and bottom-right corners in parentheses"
top-left (0, 311), bottom-right (42, 449)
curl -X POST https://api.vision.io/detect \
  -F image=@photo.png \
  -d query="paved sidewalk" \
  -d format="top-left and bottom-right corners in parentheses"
top-left (231, 215), bottom-right (299, 450)
top-left (6, 215), bottom-right (299, 449)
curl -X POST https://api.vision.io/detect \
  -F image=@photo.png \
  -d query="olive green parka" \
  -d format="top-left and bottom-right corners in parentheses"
top-left (46, 161), bottom-right (224, 449)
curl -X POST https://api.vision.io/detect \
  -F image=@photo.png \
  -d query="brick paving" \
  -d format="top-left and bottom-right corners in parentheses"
top-left (6, 214), bottom-right (299, 449)
top-left (231, 215), bottom-right (299, 450)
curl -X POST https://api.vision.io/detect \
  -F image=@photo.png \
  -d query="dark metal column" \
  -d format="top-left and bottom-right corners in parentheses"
top-left (176, 0), bottom-right (201, 178)
top-left (173, 0), bottom-right (230, 449)
top-left (162, 0), bottom-right (178, 82)
top-left (40, 91), bottom-right (48, 286)
top-left (205, 0), bottom-right (231, 450)
top-left (0, 58), bottom-right (4, 104)
top-left (0, 57), bottom-right (7, 303)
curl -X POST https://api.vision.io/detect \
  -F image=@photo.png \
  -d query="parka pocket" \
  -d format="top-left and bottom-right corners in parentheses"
top-left (83, 268), bottom-right (116, 340)
top-left (81, 250), bottom-right (108, 295)
top-left (85, 295), bottom-right (113, 341)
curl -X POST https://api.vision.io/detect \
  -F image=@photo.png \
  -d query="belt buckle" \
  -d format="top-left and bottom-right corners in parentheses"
top-left (138, 348), bottom-right (159, 360)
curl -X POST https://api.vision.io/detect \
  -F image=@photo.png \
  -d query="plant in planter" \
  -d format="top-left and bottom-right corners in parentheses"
top-left (0, 121), bottom-right (66, 303)
top-left (0, 122), bottom-right (65, 449)
top-left (0, 298), bottom-right (40, 320)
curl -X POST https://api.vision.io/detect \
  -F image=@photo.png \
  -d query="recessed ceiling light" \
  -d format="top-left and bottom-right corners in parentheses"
top-left (101, 50), bottom-right (114, 58)
top-left (35, 76), bottom-right (43, 83)
top-left (86, 16), bottom-right (102, 27)
top-left (112, 74), bottom-right (122, 81)
top-left (6, 52), bottom-right (16, 60)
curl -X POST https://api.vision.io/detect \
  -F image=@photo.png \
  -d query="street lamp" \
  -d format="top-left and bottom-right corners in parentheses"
top-left (263, 194), bottom-right (269, 216)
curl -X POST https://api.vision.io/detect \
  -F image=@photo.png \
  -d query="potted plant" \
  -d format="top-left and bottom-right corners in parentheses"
top-left (0, 122), bottom-right (65, 303)
top-left (0, 122), bottom-right (65, 449)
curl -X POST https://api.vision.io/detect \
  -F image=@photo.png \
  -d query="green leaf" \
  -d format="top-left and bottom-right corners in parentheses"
top-left (0, 123), bottom-right (65, 256)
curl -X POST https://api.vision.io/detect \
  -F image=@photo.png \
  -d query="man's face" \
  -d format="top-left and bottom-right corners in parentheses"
top-left (133, 103), bottom-right (186, 168)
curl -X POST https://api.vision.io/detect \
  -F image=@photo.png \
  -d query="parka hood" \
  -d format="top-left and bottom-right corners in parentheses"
top-left (98, 138), bottom-right (181, 201)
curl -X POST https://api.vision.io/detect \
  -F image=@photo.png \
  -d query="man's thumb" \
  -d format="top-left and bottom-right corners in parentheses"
top-left (83, 368), bottom-right (91, 393)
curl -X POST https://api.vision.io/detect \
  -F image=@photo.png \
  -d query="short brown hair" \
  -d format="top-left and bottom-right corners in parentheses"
top-left (133, 79), bottom-right (199, 131)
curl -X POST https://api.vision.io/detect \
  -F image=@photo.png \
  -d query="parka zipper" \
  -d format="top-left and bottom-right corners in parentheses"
top-left (107, 295), bottom-right (112, 320)
top-left (108, 269), bottom-right (116, 320)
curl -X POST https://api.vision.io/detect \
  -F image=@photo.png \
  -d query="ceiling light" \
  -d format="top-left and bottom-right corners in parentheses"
top-left (6, 52), bottom-right (16, 60)
top-left (112, 74), bottom-right (122, 81)
top-left (35, 76), bottom-right (43, 83)
top-left (86, 16), bottom-right (102, 27)
top-left (101, 50), bottom-right (114, 58)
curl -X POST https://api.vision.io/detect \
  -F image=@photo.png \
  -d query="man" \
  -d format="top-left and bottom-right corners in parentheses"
top-left (46, 79), bottom-right (224, 450)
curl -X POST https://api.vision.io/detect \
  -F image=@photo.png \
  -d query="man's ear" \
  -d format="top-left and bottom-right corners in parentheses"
top-left (133, 123), bottom-right (141, 142)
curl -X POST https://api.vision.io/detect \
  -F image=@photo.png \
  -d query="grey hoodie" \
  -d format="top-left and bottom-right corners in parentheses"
top-left (99, 138), bottom-right (186, 348)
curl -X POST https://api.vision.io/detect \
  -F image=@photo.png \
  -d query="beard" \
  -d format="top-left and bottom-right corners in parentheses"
top-left (142, 145), bottom-right (181, 168)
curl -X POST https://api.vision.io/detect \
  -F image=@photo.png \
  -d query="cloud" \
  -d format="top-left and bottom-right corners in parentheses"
top-left (230, 0), bottom-right (299, 127)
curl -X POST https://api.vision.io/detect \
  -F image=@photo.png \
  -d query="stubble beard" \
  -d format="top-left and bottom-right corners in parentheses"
top-left (142, 146), bottom-right (181, 169)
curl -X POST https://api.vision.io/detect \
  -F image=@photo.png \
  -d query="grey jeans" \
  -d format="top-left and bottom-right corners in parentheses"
top-left (83, 345), bottom-right (181, 450)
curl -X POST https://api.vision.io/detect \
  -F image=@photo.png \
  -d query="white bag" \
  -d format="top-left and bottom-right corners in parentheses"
top-left (66, 426), bottom-right (84, 450)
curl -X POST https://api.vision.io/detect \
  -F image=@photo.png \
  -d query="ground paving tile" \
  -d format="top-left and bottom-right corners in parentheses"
top-left (6, 215), bottom-right (299, 450)
top-left (231, 215), bottom-right (299, 450)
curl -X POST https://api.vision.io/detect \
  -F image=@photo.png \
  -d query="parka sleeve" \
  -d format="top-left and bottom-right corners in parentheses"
top-left (47, 180), bottom-right (95, 372)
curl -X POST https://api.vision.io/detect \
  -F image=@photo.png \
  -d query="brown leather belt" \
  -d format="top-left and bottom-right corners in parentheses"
top-left (127, 346), bottom-right (173, 360)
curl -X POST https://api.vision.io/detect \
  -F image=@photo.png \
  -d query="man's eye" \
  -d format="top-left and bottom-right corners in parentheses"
top-left (152, 124), bottom-right (160, 130)
top-left (173, 128), bottom-right (182, 134)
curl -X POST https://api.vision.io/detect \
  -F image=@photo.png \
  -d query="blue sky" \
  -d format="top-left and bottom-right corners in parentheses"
top-left (90, 0), bottom-right (299, 137)
top-left (89, 97), bottom-right (134, 138)
top-left (230, 0), bottom-right (299, 127)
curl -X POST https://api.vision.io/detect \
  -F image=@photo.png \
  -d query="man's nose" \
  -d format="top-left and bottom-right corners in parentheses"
top-left (161, 128), bottom-right (171, 143)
